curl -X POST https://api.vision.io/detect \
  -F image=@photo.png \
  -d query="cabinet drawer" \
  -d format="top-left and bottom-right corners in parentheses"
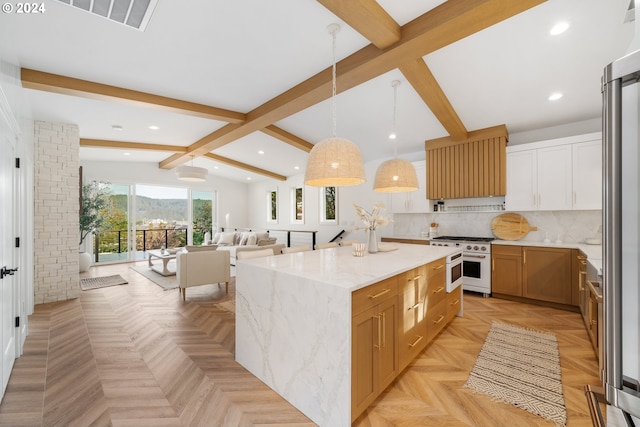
top-left (426, 299), bottom-right (448, 343)
top-left (425, 257), bottom-right (446, 279)
top-left (492, 244), bottom-right (521, 256)
top-left (398, 321), bottom-right (427, 370)
top-left (446, 287), bottom-right (462, 321)
top-left (353, 276), bottom-right (398, 315)
top-left (400, 265), bottom-right (427, 293)
top-left (426, 267), bottom-right (447, 310)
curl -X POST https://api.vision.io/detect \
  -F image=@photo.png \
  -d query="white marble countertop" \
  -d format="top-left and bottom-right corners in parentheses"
top-left (237, 243), bottom-right (461, 292)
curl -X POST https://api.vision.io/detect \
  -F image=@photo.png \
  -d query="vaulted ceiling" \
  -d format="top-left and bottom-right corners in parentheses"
top-left (0, 0), bottom-right (633, 183)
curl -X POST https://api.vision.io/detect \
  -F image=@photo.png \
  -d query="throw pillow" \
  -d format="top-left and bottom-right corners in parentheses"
top-left (247, 233), bottom-right (258, 245)
top-left (257, 237), bottom-right (277, 246)
top-left (255, 232), bottom-right (269, 242)
top-left (211, 232), bottom-right (221, 244)
top-left (239, 232), bottom-right (250, 246)
top-left (218, 232), bottom-right (236, 245)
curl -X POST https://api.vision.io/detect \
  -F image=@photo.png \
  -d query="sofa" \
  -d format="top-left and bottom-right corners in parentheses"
top-left (209, 231), bottom-right (285, 265)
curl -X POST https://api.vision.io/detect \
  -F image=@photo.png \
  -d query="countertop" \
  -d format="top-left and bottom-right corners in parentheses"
top-left (237, 243), bottom-right (461, 292)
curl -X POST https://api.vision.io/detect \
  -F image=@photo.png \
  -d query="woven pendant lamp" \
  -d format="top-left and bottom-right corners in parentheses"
top-left (373, 80), bottom-right (418, 192)
top-left (304, 24), bottom-right (365, 187)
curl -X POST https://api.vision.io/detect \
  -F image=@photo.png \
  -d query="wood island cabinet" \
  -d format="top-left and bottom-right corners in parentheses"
top-left (381, 237), bottom-right (430, 245)
top-left (491, 244), bottom-right (579, 309)
top-left (351, 277), bottom-right (398, 420)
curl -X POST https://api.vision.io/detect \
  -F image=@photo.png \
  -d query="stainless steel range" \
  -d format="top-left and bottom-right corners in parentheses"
top-left (430, 236), bottom-right (494, 297)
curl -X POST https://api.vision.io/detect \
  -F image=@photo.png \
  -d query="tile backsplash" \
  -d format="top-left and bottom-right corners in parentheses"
top-left (391, 210), bottom-right (602, 244)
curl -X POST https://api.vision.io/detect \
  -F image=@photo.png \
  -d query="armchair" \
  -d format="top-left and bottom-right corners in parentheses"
top-left (176, 249), bottom-right (230, 301)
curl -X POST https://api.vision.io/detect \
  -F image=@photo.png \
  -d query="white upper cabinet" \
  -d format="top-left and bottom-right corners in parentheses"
top-left (572, 139), bottom-right (602, 210)
top-left (390, 161), bottom-right (430, 213)
top-left (506, 133), bottom-right (601, 211)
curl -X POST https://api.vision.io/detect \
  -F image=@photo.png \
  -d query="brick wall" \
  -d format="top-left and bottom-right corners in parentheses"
top-left (33, 121), bottom-right (80, 304)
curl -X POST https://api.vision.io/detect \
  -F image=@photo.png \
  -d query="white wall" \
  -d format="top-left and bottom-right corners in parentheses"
top-left (81, 160), bottom-right (249, 231)
top-left (247, 158), bottom-right (400, 244)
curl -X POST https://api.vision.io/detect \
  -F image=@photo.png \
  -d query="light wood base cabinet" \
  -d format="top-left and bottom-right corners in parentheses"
top-left (491, 244), bottom-right (579, 309)
top-left (352, 256), bottom-right (460, 422)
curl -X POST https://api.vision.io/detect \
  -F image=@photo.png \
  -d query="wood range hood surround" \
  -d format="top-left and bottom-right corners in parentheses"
top-left (425, 124), bottom-right (509, 200)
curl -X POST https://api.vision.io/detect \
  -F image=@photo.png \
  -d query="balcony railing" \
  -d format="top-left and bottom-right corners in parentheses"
top-left (93, 227), bottom-right (188, 262)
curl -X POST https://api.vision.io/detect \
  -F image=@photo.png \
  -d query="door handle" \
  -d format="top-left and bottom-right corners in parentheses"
top-left (0, 266), bottom-right (18, 279)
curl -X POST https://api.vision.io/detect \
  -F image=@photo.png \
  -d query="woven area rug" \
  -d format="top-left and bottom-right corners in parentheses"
top-left (80, 274), bottom-right (128, 291)
top-left (131, 265), bottom-right (178, 290)
top-left (464, 321), bottom-right (567, 425)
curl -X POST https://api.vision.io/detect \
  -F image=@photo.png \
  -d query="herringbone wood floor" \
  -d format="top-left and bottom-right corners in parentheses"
top-left (0, 261), bottom-right (600, 426)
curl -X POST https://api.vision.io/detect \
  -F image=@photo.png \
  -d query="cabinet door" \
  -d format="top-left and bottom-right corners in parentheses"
top-left (506, 150), bottom-right (537, 211)
top-left (491, 252), bottom-right (522, 296)
top-left (398, 267), bottom-right (428, 370)
top-left (352, 306), bottom-right (377, 418)
top-left (572, 140), bottom-right (602, 210)
top-left (523, 247), bottom-right (573, 304)
top-left (536, 145), bottom-right (573, 210)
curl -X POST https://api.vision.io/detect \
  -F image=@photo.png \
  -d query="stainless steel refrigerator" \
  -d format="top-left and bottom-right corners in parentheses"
top-left (602, 47), bottom-right (640, 422)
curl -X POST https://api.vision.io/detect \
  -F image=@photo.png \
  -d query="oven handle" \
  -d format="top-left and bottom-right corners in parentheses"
top-left (464, 254), bottom-right (487, 259)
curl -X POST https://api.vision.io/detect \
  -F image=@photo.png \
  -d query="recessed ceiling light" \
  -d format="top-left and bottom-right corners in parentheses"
top-left (550, 21), bottom-right (569, 35)
top-left (548, 92), bottom-right (563, 101)
top-left (148, 125), bottom-right (159, 130)
top-left (258, 150), bottom-right (265, 155)
top-left (214, 166), bottom-right (219, 169)
top-left (246, 177), bottom-right (252, 180)
top-left (389, 132), bottom-right (396, 140)
top-left (294, 166), bottom-right (300, 170)
top-left (112, 125), bottom-right (123, 131)
top-left (123, 152), bottom-right (131, 156)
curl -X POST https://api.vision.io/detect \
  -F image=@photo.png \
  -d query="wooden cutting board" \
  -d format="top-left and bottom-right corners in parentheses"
top-left (491, 213), bottom-right (538, 241)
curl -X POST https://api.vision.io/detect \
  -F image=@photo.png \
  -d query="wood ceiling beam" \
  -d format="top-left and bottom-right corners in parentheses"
top-left (203, 153), bottom-right (287, 181)
top-left (316, 0), bottom-right (401, 49)
top-left (261, 126), bottom-right (314, 153)
top-left (159, 0), bottom-right (546, 170)
top-left (399, 59), bottom-right (468, 141)
top-left (21, 68), bottom-right (246, 123)
top-left (80, 139), bottom-right (188, 152)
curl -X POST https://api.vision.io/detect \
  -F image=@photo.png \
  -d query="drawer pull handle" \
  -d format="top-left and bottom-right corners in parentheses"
top-left (408, 302), bottom-right (420, 311)
top-left (408, 335), bottom-right (423, 348)
top-left (433, 315), bottom-right (445, 325)
top-left (433, 264), bottom-right (445, 270)
top-left (433, 286), bottom-right (444, 294)
top-left (451, 299), bottom-right (460, 306)
top-left (409, 275), bottom-right (423, 282)
top-left (368, 289), bottom-right (391, 299)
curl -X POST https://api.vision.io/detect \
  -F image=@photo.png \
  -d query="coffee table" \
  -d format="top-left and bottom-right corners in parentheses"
top-left (147, 249), bottom-right (177, 276)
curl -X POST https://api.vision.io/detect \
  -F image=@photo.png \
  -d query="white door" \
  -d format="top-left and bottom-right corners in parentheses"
top-left (0, 125), bottom-right (16, 400)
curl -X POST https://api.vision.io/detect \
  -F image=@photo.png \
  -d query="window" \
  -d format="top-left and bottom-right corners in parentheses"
top-left (192, 190), bottom-right (214, 245)
top-left (290, 186), bottom-right (304, 224)
top-left (267, 189), bottom-right (278, 223)
top-left (320, 186), bottom-right (338, 224)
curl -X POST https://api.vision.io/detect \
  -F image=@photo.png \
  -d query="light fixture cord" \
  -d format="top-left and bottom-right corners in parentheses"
top-left (392, 82), bottom-right (398, 158)
top-left (331, 27), bottom-right (337, 138)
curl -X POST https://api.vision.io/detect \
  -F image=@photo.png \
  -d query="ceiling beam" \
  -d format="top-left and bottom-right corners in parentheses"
top-left (317, 0), bottom-right (401, 49)
top-left (261, 126), bottom-right (314, 152)
top-left (80, 139), bottom-right (188, 152)
top-left (203, 153), bottom-right (287, 181)
top-left (159, 0), bottom-right (546, 169)
top-left (80, 138), bottom-right (283, 180)
top-left (21, 68), bottom-right (247, 123)
top-left (399, 59), bottom-right (468, 141)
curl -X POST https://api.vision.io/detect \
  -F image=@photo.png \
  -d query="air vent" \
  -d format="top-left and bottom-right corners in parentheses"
top-left (55, 0), bottom-right (158, 31)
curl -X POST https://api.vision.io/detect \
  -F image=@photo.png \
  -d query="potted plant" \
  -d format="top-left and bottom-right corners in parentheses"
top-left (79, 181), bottom-right (111, 272)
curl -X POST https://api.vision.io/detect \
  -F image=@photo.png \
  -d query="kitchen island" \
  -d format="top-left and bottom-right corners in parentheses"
top-left (235, 243), bottom-right (462, 426)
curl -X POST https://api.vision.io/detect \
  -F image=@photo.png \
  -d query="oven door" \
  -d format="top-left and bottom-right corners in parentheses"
top-left (462, 253), bottom-right (490, 291)
top-left (446, 252), bottom-right (463, 292)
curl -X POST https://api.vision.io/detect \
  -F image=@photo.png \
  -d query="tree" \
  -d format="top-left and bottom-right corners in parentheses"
top-left (79, 181), bottom-right (112, 247)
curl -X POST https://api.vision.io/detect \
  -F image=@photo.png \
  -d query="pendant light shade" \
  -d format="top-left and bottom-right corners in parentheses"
top-left (304, 23), bottom-right (365, 187)
top-left (176, 156), bottom-right (207, 182)
top-left (373, 80), bottom-right (418, 192)
top-left (373, 158), bottom-right (418, 192)
top-left (304, 136), bottom-right (366, 186)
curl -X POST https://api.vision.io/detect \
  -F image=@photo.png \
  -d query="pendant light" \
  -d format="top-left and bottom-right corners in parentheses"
top-left (373, 80), bottom-right (418, 192)
top-left (304, 23), bottom-right (366, 187)
top-left (176, 155), bottom-right (207, 182)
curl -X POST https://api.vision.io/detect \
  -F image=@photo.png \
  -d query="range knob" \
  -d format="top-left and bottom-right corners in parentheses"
top-left (466, 245), bottom-right (472, 250)
top-left (481, 246), bottom-right (486, 251)
top-left (473, 245), bottom-right (479, 250)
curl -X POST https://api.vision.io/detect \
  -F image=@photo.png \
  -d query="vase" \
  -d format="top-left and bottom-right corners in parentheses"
top-left (79, 251), bottom-right (92, 272)
top-left (367, 229), bottom-right (378, 253)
